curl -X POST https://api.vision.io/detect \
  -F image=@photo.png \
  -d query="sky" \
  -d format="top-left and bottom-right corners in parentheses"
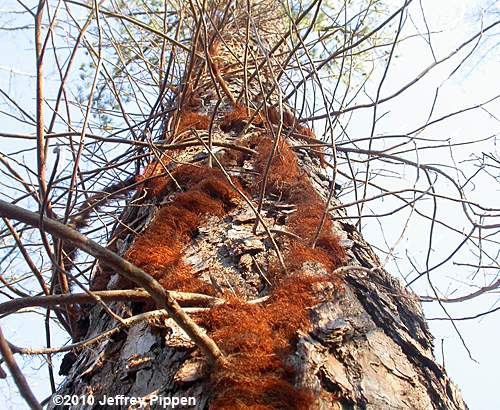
top-left (346, 1), bottom-right (500, 408)
top-left (0, 0), bottom-right (499, 408)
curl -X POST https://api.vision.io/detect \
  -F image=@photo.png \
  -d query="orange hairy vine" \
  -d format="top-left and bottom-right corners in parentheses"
top-left (221, 105), bottom-right (326, 166)
top-left (135, 161), bottom-right (170, 198)
top-left (250, 133), bottom-right (345, 272)
top-left (220, 104), bottom-right (265, 133)
top-left (198, 125), bottom-right (345, 409)
top-left (121, 165), bottom-right (240, 293)
top-left (96, 103), bottom-right (344, 409)
top-left (175, 111), bottom-right (211, 135)
top-left (137, 109), bottom-right (213, 198)
top-left (202, 274), bottom-right (329, 410)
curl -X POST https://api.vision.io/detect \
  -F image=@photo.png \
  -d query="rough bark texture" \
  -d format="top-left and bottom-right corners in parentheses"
top-left (50, 1), bottom-right (467, 409)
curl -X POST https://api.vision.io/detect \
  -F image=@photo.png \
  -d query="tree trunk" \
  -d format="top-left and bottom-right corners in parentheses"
top-left (50, 1), bottom-right (467, 409)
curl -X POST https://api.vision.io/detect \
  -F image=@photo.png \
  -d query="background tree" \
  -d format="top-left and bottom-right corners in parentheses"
top-left (0, 0), bottom-right (498, 408)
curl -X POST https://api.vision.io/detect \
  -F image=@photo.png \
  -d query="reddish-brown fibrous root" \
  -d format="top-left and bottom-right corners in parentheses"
top-left (201, 274), bottom-right (330, 409)
top-left (121, 165), bottom-right (241, 293)
top-left (137, 110), bottom-right (213, 198)
top-left (198, 124), bottom-right (345, 409)
top-left (96, 102), bottom-right (343, 409)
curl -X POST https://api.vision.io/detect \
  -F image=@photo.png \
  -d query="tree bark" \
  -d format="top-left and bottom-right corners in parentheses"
top-left (49, 1), bottom-right (467, 409)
